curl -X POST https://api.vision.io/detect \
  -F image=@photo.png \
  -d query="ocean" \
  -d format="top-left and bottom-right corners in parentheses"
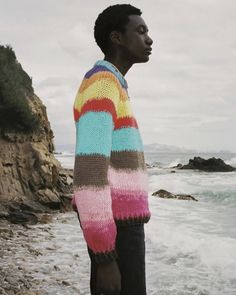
top-left (55, 150), bottom-right (236, 295)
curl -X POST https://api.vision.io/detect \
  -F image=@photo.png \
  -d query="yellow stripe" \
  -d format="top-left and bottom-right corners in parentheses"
top-left (74, 78), bottom-right (120, 112)
top-left (80, 71), bottom-right (122, 93)
top-left (117, 100), bottom-right (133, 118)
top-left (74, 70), bottom-right (131, 117)
top-left (120, 88), bottom-right (129, 101)
top-left (79, 72), bottom-right (128, 101)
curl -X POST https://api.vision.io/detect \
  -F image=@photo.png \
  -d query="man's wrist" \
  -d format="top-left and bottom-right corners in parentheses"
top-left (94, 249), bottom-right (118, 265)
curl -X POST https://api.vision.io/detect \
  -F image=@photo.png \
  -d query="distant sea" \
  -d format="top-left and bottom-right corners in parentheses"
top-left (55, 149), bottom-right (236, 295)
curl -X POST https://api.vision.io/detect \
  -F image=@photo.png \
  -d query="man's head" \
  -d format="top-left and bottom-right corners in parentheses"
top-left (94, 4), bottom-right (153, 63)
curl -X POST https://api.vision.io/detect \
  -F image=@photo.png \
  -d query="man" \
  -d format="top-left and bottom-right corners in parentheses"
top-left (72, 4), bottom-right (153, 294)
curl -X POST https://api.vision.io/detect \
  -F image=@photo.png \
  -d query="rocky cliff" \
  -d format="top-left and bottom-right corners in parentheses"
top-left (0, 47), bottom-right (73, 221)
top-left (0, 93), bottom-right (73, 220)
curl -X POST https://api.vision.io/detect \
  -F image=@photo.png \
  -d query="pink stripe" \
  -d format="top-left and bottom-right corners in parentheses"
top-left (82, 220), bottom-right (117, 253)
top-left (108, 167), bottom-right (149, 191)
top-left (73, 186), bottom-right (113, 222)
top-left (111, 189), bottom-right (150, 220)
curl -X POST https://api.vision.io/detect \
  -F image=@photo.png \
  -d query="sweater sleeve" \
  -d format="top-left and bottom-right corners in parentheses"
top-left (72, 71), bottom-right (119, 264)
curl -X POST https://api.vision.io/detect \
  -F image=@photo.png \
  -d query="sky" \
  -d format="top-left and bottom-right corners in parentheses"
top-left (1, 0), bottom-right (236, 152)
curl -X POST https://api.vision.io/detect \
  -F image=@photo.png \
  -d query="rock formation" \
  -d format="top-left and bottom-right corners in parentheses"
top-left (177, 157), bottom-right (235, 172)
top-left (152, 189), bottom-right (198, 201)
top-left (0, 93), bottom-right (73, 222)
top-left (0, 46), bottom-right (73, 222)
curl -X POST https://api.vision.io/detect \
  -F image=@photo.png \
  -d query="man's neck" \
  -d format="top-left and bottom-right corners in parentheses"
top-left (104, 56), bottom-right (133, 76)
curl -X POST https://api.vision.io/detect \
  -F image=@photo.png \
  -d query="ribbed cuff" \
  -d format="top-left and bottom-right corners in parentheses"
top-left (115, 215), bottom-right (151, 227)
top-left (94, 249), bottom-right (118, 265)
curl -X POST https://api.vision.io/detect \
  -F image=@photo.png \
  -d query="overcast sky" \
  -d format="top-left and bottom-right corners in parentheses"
top-left (1, 0), bottom-right (236, 152)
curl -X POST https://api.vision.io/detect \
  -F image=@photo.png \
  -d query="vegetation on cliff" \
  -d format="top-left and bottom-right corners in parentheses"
top-left (0, 45), bottom-right (40, 133)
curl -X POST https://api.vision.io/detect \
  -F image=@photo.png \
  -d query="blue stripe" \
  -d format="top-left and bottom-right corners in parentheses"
top-left (112, 127), bottom-right (143, 152)
top-left (75, 112), bottom-right (113, 156)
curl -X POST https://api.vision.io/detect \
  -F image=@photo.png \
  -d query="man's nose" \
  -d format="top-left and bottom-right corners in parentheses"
top-left (146, 35), bottom-right (153, 46)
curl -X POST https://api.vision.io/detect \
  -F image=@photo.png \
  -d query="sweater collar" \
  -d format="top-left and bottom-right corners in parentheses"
top-left (94, 60), bottom-right (128, 89)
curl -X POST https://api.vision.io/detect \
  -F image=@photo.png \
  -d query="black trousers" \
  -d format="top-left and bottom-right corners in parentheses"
top-left (88, 224), bottom-right (146, 295)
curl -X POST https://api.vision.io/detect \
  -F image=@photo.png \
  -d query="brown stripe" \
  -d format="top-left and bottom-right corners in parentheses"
top-left (73, 154), bottom-right (109, 186)
top-left (110, 151), bottom-right (146, 170)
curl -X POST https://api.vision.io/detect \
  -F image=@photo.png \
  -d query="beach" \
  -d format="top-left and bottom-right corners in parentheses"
top-left (1, 151), bottom-right (236, 294)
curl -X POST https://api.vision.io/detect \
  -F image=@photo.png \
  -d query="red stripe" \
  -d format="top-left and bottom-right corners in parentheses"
top-left (74, 98), bottom-right (117, 122)
top-left (74, 108), bottom-right (79, 121)
top-left (115, 117), bottom-right (138, 130)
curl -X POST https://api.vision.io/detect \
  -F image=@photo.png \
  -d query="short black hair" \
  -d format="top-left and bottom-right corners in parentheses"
top-left (94, 4), bottom-right (142, 55)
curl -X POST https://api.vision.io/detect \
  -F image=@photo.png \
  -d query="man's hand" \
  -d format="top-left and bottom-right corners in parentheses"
top-left (97, 260), bottom-right (121, 294)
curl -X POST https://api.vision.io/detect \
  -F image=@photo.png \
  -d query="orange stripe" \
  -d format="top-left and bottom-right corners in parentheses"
top-left (74, 98), bottom-right (117, 122)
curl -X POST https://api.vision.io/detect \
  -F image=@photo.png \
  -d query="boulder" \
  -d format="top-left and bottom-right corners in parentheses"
top-left (19, 199), bottom-right (49, 213)
top-left (152, 189), bottom-right (198, 201)
top-left (6, 211), bottom-right (38, 225)
top-left (179, 157), bottom-right (235, 172)
top-left (37, 189), bottom-right (61, 210)
top-left (37, 213), bottom-right (53, 224)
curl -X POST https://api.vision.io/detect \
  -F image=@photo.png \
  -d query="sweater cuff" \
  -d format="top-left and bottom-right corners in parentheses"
top-left (90, 249), bottom-right (118, 265)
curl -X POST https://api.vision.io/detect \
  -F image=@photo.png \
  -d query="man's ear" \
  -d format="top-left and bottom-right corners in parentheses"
top-left (109, 31), bottom-right (122, 46)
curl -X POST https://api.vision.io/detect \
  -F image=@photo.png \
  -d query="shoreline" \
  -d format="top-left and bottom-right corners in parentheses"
top-left (0, 213), bottom-right (86, 295)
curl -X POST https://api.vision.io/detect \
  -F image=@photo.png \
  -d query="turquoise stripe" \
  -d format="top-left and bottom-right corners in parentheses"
top-left (75, 112), bottom-right (113, 156)
top-left (112, 127), bottom-right (143, 152)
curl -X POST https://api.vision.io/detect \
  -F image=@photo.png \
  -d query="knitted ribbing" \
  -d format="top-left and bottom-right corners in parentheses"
top-left (72, 60), bottom-right (151, 263)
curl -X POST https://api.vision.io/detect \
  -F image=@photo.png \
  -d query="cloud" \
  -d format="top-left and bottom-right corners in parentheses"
top-left (36, 77), bottom-right (66, 89)
top-left (0, 0), bottom-right (236, 151)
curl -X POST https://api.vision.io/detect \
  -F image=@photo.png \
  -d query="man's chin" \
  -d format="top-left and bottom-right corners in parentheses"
top-left (136, 56), bottom-right (150, 63)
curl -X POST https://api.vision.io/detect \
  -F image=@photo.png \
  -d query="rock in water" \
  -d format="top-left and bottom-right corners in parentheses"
top-left (152, 189), bottom-right (198, 201)
top-left (175, 193), bottom-right (198, 201)
top-left (180, 156), bottom-right (235, 172)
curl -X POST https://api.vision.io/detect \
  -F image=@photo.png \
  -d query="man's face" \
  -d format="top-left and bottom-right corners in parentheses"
top-left (120, 15), bottom-right (153, 63)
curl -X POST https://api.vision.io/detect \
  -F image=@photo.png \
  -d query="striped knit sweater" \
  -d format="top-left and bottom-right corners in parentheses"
top-left (72, 60), bottom-right (150, 263)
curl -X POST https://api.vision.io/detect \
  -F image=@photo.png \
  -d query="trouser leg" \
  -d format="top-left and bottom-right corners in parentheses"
top-left (116, 224), bottom-right (146, 295)
top-left (87, 224), bottom-right (146, 295)
top-left (88, 247), bottom-right (100, 295)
